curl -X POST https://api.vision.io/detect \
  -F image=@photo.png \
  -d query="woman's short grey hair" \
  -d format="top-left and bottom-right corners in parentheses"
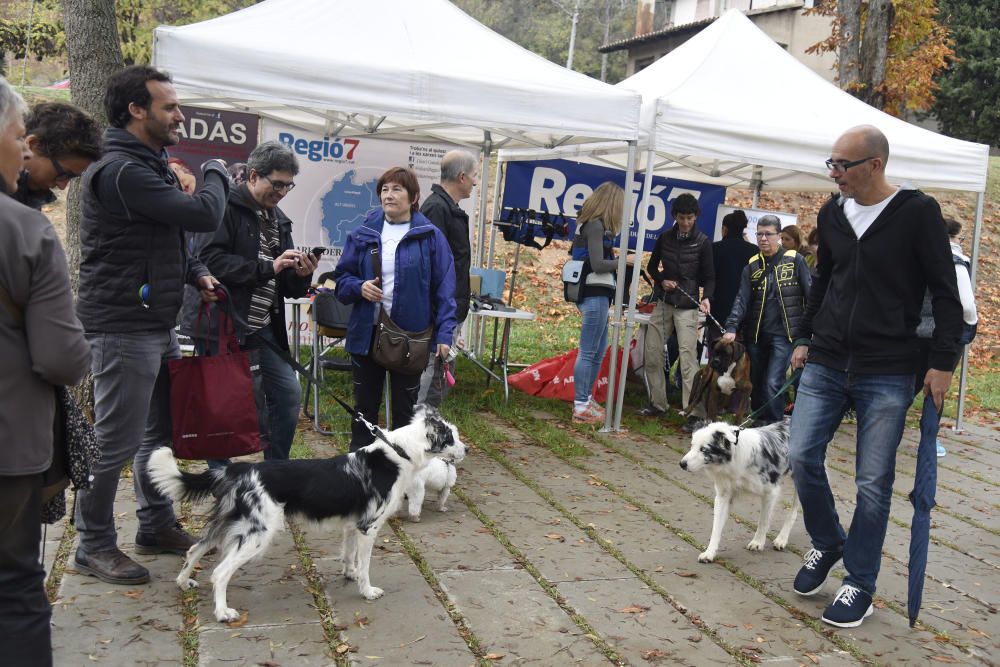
top-left (0, 76), bottom-right (28, 133)
top-left (757, 215), bottom-right (782, 233)
top-left (248, 141), bottom-right (299, 177)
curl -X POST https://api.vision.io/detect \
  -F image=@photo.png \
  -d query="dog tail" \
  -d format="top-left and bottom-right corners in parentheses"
top-left (147, 447), bottom-right (219, 504)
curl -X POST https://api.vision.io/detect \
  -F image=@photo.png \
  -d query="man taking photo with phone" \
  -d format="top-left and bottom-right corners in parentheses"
top-left (183, 140), bottom-right (317, 462)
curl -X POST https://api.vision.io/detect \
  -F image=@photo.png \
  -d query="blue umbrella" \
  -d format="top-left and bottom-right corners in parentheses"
top-left (908, 393), bottom-right (940, 627)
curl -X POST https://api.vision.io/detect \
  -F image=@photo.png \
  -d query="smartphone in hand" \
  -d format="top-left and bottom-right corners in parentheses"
top-left (310, 246), bottom-right (326, 258)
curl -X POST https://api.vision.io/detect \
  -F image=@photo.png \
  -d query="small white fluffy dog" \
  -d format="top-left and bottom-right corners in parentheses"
top-left (148, 406), bottom-right (465, 623)
top-left (680, 421), bottom-right (798, 563)
top-left (404, 458), bottom-right (457, 521)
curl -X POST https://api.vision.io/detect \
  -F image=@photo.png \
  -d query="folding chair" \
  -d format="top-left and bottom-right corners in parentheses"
top-left (303, 286), bottom-right (353, 435)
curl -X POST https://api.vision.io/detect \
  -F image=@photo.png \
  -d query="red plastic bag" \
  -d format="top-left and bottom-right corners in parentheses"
top-left (167, 307), bottom-right (268, 460)
top-left (511, 346), bottom-right (633, 403)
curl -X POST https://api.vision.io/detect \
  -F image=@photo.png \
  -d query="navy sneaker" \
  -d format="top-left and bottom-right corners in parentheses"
top-left (821, 584), bottom-right (874, 628)
top-left (793, 548), bottom-right (842, 596)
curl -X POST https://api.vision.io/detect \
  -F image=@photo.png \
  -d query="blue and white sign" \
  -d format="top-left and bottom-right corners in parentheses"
top-left (501, 159), bottom-right (726, 252)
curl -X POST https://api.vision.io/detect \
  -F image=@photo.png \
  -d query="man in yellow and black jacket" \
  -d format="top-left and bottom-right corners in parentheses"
top-left (723, 214), bottom-right (811, 424)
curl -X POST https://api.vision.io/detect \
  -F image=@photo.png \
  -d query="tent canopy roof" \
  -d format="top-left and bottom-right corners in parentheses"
top-left (501, 10), bottom-right (989, 193)
top-left (152, 0), bottom-right (641, 150)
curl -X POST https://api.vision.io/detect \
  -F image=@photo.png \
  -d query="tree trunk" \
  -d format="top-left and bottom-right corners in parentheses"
top-left (62, 0), bottom-right (124, 415)
top-left (859, 0), bottom-right (893, 109)
top-left (837, 0), bottom-right (863, 91)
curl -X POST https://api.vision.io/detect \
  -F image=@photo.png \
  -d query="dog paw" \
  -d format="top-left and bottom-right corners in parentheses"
top-left (216, 607), bottom-right (240, 623)
top-left (342, 568), bottom-right (357, 581)
top-left (698, 551), bottom-right (716, 563)
top-left (437, 505), bottom-right (448, 512)
top-left (177, 578), bottom-right (199, 590)
top-left (362, 586), bottom-right (384, 600)
top-left (746, 539), bottom-right (766, 551)
top-left (772, 539), bottom-right (788, 551)
top-left (408, 514), bottom-right (421, 522)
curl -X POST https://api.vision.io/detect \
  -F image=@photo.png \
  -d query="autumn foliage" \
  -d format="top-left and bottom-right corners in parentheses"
top-left (806, 0), bottom-right (954, 116)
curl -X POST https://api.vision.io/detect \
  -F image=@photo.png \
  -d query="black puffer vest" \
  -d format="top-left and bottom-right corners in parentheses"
top-left (654, 226), bottom-right (711, 308)
top-left (745, 250), bottom-right (806, 343)
top-left (77, 129), bottom-right (186, 332)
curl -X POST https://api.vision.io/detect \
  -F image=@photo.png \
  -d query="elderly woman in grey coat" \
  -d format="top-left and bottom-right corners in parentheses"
top-left (0, 77), bottom-right (91, 666)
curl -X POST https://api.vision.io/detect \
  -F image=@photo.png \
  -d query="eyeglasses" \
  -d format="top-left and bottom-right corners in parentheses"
top-left (755, 232), bottom-right (779, 238)
top-left (50, 157), bottom-right (81, 183)
top-left (263, 174), bottom-right (296, 192)
top-left (825, 157), bottom-right (875, 174)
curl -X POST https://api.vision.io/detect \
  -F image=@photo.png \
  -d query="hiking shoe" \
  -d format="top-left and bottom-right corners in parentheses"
top-left (793, 548), bottom-right (842, 596)
top-left (135, 521), bottom-right (197, 555)
top-left (573, 403), bottom-right (605, 424)
top-left (636, 405), bottom-right (666, 417)
top-left (936, 440), bottom-right (946, 458)
top-left (821, 584), bottom-right (874, 628)
top-left (74, 548), bottom-right (150, 585)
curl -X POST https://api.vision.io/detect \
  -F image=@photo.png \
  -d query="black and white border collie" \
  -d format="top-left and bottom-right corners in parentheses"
top-left (680, 421), bottom-right (798, 563)
top-left (148, 406), bottom-right (465, 623)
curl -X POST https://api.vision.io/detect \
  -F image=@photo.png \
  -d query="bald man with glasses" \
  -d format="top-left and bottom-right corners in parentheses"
top-left (784, 125), bottom-right (963, 628)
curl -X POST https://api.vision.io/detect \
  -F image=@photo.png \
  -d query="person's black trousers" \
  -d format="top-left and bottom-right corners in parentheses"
top-left (0, 473), bottom-right (52, 667)
top-left (349, 353), bottom-right (421, 451)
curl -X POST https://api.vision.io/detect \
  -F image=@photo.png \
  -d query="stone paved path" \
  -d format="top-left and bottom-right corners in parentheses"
top-left (45, 414), bottom-right (999, 666)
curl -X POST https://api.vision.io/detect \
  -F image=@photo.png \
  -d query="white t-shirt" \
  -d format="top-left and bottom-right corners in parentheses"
top-left (842, 189), bottom-right (898, 239)
top-left (380, 219), bottom-right (411, 315)
top-left (951, 242), bottom-right (978, 325)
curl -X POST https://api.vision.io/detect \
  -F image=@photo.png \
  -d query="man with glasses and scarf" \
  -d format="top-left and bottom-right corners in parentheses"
top-left (786, 125), bottom-right (962, 628)
top-left (722, 214), bottom-right (811, 426)
top-left (193, 141), bottom-right (317, 464)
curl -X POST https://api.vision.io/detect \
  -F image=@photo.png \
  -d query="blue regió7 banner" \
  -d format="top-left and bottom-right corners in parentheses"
top-left (501, 159), bottom-right (726, 252)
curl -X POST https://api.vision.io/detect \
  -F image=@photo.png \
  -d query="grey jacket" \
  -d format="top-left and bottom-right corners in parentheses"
top-left (0, 195), bottom-right (90, 475)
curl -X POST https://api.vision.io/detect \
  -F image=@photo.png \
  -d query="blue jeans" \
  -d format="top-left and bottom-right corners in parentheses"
top-left (574, 295), bottom-right (609, 404)
top-left (76, 331), bottom-right (180, 552)
top-left (788, 363), bottom-right (913, 594)
top-left (244, 325), bottom-right (301, 461)
top-left (747, 333), bottom-right (793, 423)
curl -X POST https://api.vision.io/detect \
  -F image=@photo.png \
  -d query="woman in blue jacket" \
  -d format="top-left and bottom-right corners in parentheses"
top-left (334, 167), bottom-right (457, 450)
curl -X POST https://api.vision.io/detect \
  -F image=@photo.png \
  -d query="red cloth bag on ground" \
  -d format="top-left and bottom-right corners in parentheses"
top-left (512, 345), bottom-right (634, 403)
top-left (167, 306), bottom-right (267, 460)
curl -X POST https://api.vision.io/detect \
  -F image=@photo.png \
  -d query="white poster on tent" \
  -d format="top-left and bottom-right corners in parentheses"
top-left (260, 120), bottom-right (472, 345)
top-left (714, 205), bottom-right (797, 241)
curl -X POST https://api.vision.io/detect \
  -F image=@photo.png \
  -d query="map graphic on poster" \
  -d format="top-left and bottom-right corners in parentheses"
top-left (260, 121), bottom-right (473, 272)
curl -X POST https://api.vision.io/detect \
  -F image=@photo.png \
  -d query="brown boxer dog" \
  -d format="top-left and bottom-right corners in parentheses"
top-left (684, 339), bottom-right (752, 423)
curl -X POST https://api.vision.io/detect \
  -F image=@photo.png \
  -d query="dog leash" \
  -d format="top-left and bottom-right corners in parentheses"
top-left (736, 368), bottom-right (803, 429)
top-left (673, 284), bottom-right (726, 333)
top-left (207, 287), bottom-right (409, 461)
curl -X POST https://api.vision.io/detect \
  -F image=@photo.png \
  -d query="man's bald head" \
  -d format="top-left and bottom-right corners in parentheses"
top-left (841, 125), bottom-right (890, 164)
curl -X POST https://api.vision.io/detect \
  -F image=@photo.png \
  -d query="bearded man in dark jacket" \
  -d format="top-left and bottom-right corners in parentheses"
top-left (786, 125), bottom-right (962, 629)
top-left (640, 193), bottom-right (714, 431)
top-left (73, 66), bottom-right (229, 587)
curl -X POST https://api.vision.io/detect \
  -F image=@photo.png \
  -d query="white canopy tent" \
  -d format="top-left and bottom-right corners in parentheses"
top-left (153, 0), bottom-right (644, 403)
top-left (152, 0), bottom-right (640, 149)
top-left (500, 9), bottom-right (990, 430)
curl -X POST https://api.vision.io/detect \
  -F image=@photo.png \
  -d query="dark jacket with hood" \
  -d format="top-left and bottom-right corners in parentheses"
top-left (646, 225), bottom-right (715, 308)
top-left (333, 208), bottom-right (457, 356)
top-left (10, 170), bottom-right (57, 211)
top-left (793, 189), bottom-right (962, 374)
top-left (181, 183), bottom-right (311, 351)
top-left (420, 184), bottom-right (470, 322)
top-left (76, 128), bottom-right (228, 332)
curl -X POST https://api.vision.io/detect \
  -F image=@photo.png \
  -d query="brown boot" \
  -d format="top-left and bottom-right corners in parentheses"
top-left (135, 521), bottom-right (197, 555)
top-left (74, 548), bottom-right (150, 585)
